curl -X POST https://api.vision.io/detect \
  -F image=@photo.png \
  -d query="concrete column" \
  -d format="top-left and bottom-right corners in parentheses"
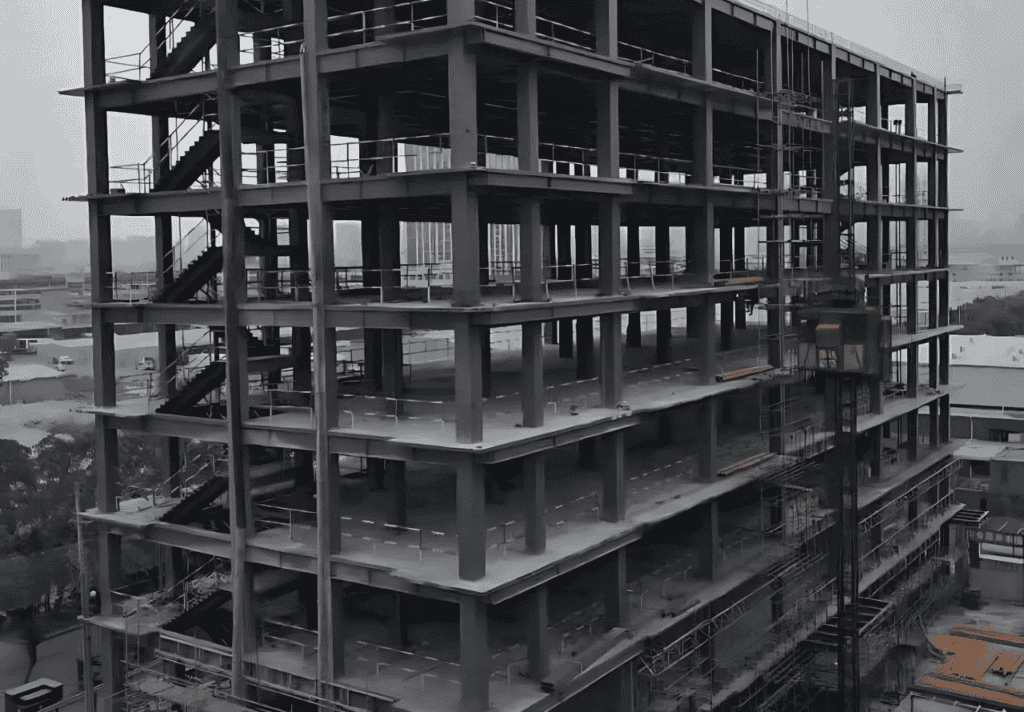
top-left (719, 222), bottom-right (733, 274)
top-left (479, 213), bottom-right (491, 286)
top-left (688, 298), bottom-right (716, 384)
top-left (693, 100), bottom-right (713, 186)
top-left (597, 82), bottom-right (619, 179)
top-left (601, 431), bottom-right (625, 522)
top-left (929, 400), bottom-right (939, 448)
top-left (697, 398), bottom-right (718, 479)
top-left (481, 327), bottom-right (492, 399)
top-left (577, 316), bottom-right (596, 379)
top-left (871, 427), bottom-right (883, 480)
top-left (524, 455), bottom-right (546, 553)
top-left (867, 216), bottom-right (882, 272)
top-left (379, 202), bottom-right (401, 300)
top-left (330, 580), bottom-right (347, 676)
top-left (867, 144), bottom-right (882, 202)
top-left (302, 0), bottom-right (345, 692)
top-left (520, 200), bottom-right (544, 302)
top-left (450, 41), bottom-right (480, 306)
top-left (594, 0), bottom-right (617, 57)
top-left (688, 206), bottom-right (715, 284)
top-left (386, 460), bottom-right (407, 527)
top-left (458, 463), bottom-right (486, 581)
top-left (600, 313), bottom-right (622, 406)
top-left (656, 309), bottom-right (672, 364)
top-left (927, 93), bottom-right (938, 143)
top-left (690, 0), bottom-right (712, 82)
top-left (939, 333), bottom-right (950, 385)
top-left (514, 0), bottom-right (536, 35)
top-left (906, 153), bottom-right (918, 206)
top-left (626, 223), bottom-right (641, 347)
top-left (576, 224), bottom-right (594, 280)
top-left (598, 199), bottom-right (622, 296)
top-left (526, 584), bottom-right (549, 680)
top-left (452, 183), bottom-right (481, 307)
top-left (459, 596), bottom-right (490, 712)
top-left (720, 299), bottom-right (734, 351)
top-left (219, 0), bottom-right (260, 695)
top-left (866, 69), bottom-right (881, 127)
top-left (907, 279), bottom-right (919, 333)
top-left (940, 395), bottom-right (951, 443)
top-left (908, 408), bottom-right (920, 462)
top-left (907, 344), bottom-right (919, 398)
top-left (655, 221), bottom-right (670, 279)
top-left (455, 322), bottom-right (484, 443)
top-left (447, 0), bottom-right (475, 26)
top-left (382, 329), bottom-right (404, 401)
top-left (696, 500), bottom-right (721, 580)
top-left (603, 550), bottom-right (629, 629)
top-left (99, 630), bottom-right (126, 712)
top-left (928, 338), bottom-right (939, 390)
top-left (522, 321), bottom-right (544, 428)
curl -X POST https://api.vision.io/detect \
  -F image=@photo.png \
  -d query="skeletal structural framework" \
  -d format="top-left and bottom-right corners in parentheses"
top-left (69, 2), bottom-right (968, 712)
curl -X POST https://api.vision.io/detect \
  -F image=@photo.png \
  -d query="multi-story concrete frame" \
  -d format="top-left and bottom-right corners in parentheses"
top-left (70, 1), bottom-right (964, 712)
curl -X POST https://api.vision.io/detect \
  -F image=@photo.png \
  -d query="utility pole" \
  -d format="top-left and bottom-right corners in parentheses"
top-left (76, 484), bottom-right (96, 712)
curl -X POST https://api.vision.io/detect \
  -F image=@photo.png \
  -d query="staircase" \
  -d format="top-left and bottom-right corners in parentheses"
top-left (156, 361), bottom-right (226, 414)
top-left (163, 588), bottom-right (232, 646)
top-left (151, 17), bottom-right (218, 80)
top-left (160, 476), bottom-right (228, 525)
top-left (155, 244), bottom-right (223, 303)
top-left (155, 130), bottom-right (220, 192)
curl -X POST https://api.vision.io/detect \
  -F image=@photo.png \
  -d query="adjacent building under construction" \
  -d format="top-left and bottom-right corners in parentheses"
top-left (69, 1), bottom-right (975, 711)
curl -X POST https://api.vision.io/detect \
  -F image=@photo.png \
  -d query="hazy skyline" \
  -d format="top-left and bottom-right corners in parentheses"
top-left (0, 0), bottom-right (1020, 244)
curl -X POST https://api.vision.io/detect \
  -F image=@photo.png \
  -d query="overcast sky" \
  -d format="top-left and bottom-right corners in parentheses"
top-left (0, 0), bottom-right (1020, 244)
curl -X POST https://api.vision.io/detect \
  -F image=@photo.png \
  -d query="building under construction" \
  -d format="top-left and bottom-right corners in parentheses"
top-left (69, 1), bottom-right (973, 711)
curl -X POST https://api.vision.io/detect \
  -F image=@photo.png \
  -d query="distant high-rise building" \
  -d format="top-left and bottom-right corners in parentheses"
top-left (0, 208), bottom-right (23, 249)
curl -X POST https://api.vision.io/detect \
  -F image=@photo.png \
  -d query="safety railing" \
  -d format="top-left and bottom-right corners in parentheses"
top-left (618, 41), bottom-right (692, 74)
top-left (335, 264), bottom-right (451, 302)
top-left (540, 142), bottom-right (597, 176)
top-left (335, 392), bottom-right (449, 430)
top-left (330, 134), bottom-right (451, 178)
top-left (254, 504), bottom-right (317, 544)
top-left (109, 163), bottom-right (154, 194)
top-left (713, 165), bottom-right (768, 189)
top-left (104, 0), bottom-right (209, 82)
top-left (251, 385), bottom-right (314, 425)
top-left (620, 152), bottom-right (692, 184)
top-left (621, 259), bottom-right (695, 291)
top-left (880, 118), bottom-right (908, 135)
top-left (245, 268), bottom-right (312, 301)
top-left (107, 271), bottom-right (157, 303)
top-left (916, 189), bottom-right (930, 204)
top-left (860, 492), bottom-right (956, 576)
top-left (164, 217), bottom-right (216, 284)
top-left (241, 148), bottom-right (306, 185)
top-left (882, 253), bottom-right (908, 270)
top-left (239, 20), bottom-right (304, 63)
top-left (260, 619), bottom-right (318, 660)
top-left (713, 67), bottom-right (764, 92)
top-left (536, 16), bottom-right (595, 50)
top-left (325, 0), bottom-right (447, 47)
top-left (474, 0), bottom-right (514, 29)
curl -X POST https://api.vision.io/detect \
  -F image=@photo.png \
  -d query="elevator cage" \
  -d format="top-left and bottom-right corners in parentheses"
top-left (795, 308), bottom-right (891, 375)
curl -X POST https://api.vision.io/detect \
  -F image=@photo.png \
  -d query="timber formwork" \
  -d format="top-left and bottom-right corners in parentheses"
top-left (70, 2), bottom-right (963, 712)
